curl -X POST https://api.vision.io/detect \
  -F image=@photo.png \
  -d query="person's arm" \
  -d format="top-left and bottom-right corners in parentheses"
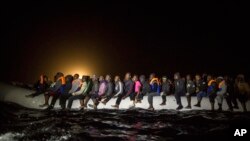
top-left (69, 81), bottom-right (78, 94)
top-left (73, 82), bottom-right (87, 95)
top-left (114, 82), bottom-right (123, 97)
top-left (217, 84), bottom-right (227, 95)
top-left (136, 82), bottom-right (141, 96)
top-left (52, 80), bottom-right (62, 92)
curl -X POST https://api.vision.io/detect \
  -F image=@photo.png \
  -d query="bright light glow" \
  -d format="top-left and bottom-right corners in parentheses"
top-left (67, 67), bottom-right (92, 77)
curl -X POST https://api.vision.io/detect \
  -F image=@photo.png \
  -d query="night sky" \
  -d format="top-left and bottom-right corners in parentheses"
top-left (1, 1), bottom-right (248, 83)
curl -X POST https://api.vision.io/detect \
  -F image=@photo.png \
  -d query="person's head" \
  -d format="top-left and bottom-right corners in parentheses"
top-left (82, 75), bottom-right (89, 82)
top-left (195, 74), bottom-right (201, 81)
top-left (65, 75), bottom-right (73, 83)
top-left (73, 74), bottom-right (79, 80)
top-left (114, 75), bottom-right (120, 82)
top-left (202, 73), bottom-right (207, 80)
top-left (132, 75), bottom-right (138, 81)
top-left (207, 75), bottom-right (213, 82)
top-left (43, 75), bottom-right (48, 82)
top-left (105, 74), bottom-right (112, 82)
top-left (149, 73), bottom-right (156, 80)
top-left (125, 72), bottom-right (131, 80)
top-left (162, 76), bottom-right (167, 83)
top-left (236, 74), bottom-right (245, 83)
top-left (99, 76), bottom-right (104, 82)
top-left (57, 72), bottom-right (64, 77)
top-left (186, 75), bottom-right (191, 81)
top-left (139, 75), bottom-right (146, 83)
top-left (174, 72), bottom-right (180, 80)
top-left (92, 74), bottom-right (98, 81)
top-left (216, 76), bottom-right (224, 83)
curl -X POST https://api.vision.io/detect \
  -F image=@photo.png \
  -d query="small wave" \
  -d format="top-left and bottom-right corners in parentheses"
top-left (0, 132), bottom-right (24, 141)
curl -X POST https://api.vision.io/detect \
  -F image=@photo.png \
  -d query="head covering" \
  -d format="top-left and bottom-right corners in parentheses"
top-left (217, 76), bottom-right (224, 80)
top-left (162, 76), bottom-right (167, 79)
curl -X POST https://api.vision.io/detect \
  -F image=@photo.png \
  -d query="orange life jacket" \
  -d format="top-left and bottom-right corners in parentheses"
top-left (208, 80), bottom-right (215, 86)
top-left (58, 76), bottom-right (66, 85)
top-left (150, 78), bottom-right (160, 85)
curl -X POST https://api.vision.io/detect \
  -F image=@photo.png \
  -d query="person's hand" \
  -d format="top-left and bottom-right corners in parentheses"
top-left (72, 93), bottom-right (76, 96)
top-left (186, 93), bottom-right (190, 96)
top-left (160, 92), bottom-right (164, 96)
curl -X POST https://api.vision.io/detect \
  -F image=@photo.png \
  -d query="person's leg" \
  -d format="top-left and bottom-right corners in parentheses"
top-left (225, 94), bottom-right (233, 111)
top-left (112, 94), bottom-right (123, 108)
top-left (185, 95), bottom-right (191, 108)
top-left (102, 94), bottom-right (113, 105)
top-left (50, 93), bottom-right (60, 107)
top-left (239, 94), bottom-right (247, 112)
top-left (231, 92), bottom-right (239, 109)
top-left (40, 93), bottom-right (50, 107)
top-left (26, 91), bottom-right (43, 98)
top-left (60, 94), bottom-right (70, 109)
top-left (175, 92), bottom-right (183, 110)
top-left (148, 93), bottom-right (154, 108)
top-left (89, 94), bottom-right (101, 110)
top-left (160, 94), bottom-right (166, 105)
top-left (84, 95), bottom-right (91, 107)
top-left (129, 93), bottom-right (135, 107)
top-left (216, 94), bottom-right (223, 111)
top-left (194, 92), bottom-right (202, 107)
top-left (138, 93), bottom-right (144, 101)
top-left (67, 95), bottom-right (82, 109)
top-left (209, 94), bottom-right (215, 111)
top-left (135, 93), bottom-right (142, 103)
top-left (147, 92), bottom-right (158, 110)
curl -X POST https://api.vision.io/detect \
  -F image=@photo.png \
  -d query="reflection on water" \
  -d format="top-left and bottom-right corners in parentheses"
top-left (0, 102), bottom-right (249, 141)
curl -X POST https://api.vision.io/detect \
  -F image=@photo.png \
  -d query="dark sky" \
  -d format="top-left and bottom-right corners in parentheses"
top-left (1, 1), bottom-right (248, 83)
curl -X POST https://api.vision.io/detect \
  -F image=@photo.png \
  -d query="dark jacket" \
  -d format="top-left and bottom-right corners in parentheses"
top-left (49, 79), bottom-right (63, 93)
top-left (105, 81), bottom-right (114, 96)
top-left (161, 82), bottom-right (170, 94)
top-left (196, 80), bottom-right (207, 92)
top-left (89, 80), bottom-right (99, 95)
top-left (186, 80), bottom-right (196, 94)
top-left (62, 81), bottom-right (72, 95)
top-left (34, 80), bottom-right (50, 92)
top-left (141, 81), bottom-right (151, 95)
top-left (124, 79), bottom-right (134, 97)
top-left (174, 79), bottom-right (185, 94)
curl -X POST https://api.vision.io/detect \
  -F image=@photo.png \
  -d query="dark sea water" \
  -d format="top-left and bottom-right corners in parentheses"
top-left (0, 102), bottom-right (250, 141)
